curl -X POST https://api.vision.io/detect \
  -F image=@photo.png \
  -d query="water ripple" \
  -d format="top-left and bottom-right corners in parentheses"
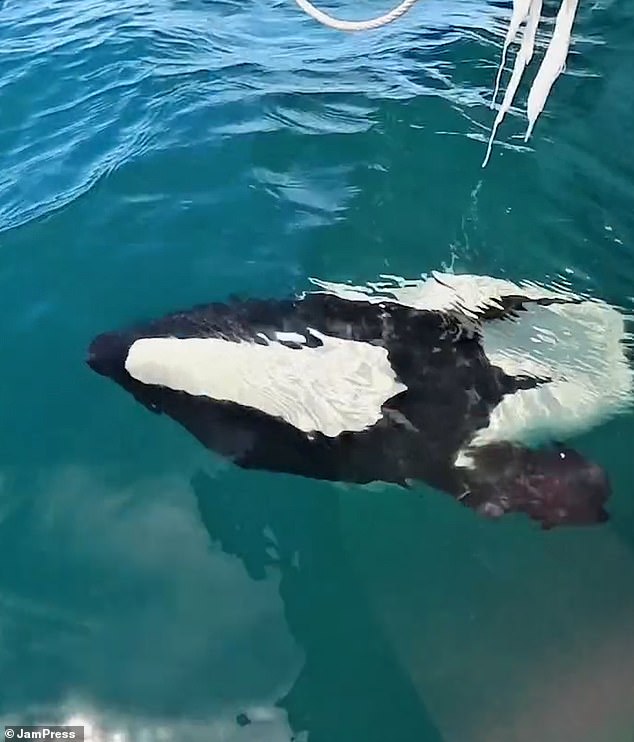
top-left (0, 0), bottom-right (512, 232)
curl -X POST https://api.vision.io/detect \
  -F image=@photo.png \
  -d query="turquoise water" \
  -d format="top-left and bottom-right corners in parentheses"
top-left (1, 0), bottom-right (634, 739)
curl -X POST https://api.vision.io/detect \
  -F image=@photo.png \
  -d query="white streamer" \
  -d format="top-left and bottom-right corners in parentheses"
top-left (291, 0), bottom-right (582, 165)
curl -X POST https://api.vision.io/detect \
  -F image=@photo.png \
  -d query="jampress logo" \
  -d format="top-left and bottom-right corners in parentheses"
top-left (4, 727), bottom-right (84, 740)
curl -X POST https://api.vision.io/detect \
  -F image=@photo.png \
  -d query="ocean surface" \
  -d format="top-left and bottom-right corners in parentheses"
top-left (1, 0), bottom-right (634, 740)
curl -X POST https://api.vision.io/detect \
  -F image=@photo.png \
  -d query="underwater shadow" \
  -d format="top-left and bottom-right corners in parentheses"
top-left (191, 467), bottom-right (445, 742)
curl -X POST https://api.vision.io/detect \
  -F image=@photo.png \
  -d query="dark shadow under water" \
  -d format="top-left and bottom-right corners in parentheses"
top-left (192, 468), bottom-right (445, 742)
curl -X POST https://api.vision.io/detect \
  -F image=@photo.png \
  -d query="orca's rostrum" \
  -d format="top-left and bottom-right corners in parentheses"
top-left (87, 272), bottom-right (633, 529)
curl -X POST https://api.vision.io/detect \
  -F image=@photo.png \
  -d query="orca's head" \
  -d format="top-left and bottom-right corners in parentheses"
top-left (87, 331), bottom-right (131, 379)
top-left (86, 330), bottom-right (166, 412)
top-left (460, 442), bottom-right (611, 529)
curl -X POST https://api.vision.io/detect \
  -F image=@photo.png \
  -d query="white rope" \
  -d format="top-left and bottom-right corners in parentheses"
top-left (292, 0), bottom-right (420, 32)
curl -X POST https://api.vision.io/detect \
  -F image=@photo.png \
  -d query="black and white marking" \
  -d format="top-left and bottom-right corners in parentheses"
top-left (87, 272), bottom-right (633, 529)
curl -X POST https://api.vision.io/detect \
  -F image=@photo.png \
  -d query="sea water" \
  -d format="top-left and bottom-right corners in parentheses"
top-left (0, 0), bottom-right (633, 740)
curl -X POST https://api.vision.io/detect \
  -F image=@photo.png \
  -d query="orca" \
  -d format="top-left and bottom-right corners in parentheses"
top-left (87, 272), bottom-right (633, 529)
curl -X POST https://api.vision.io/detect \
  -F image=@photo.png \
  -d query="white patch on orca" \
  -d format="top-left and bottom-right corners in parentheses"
top-left (125, 331), bottom-right (407, 437)
top-left (312, 272), bottom-right (633, 454)
top-left (471, 299), bottom-right (633, 448)
top-left (274, 331), bottom-right (307, 344)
